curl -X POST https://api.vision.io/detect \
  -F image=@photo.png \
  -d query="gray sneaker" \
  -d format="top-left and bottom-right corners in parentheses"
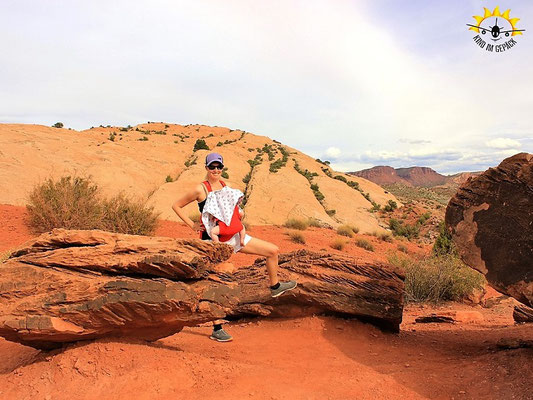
top-left (271, 280), bottom-right (298, 298)
top-left (210, 328), bottom-right (233, 342)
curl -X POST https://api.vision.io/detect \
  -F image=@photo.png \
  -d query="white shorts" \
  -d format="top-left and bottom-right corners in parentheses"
top-left (224, 233), bottom-right (252, 253)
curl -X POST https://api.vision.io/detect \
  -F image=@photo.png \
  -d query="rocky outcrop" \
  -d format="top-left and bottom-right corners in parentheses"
top-left (0, 229), bottom-right (404, 349)
top-left (514, 304), bottom-right (533, 324)
top-left (446, 153), bottom-right (533, 308)
top-left (350, 166), bottom-right (448, 187)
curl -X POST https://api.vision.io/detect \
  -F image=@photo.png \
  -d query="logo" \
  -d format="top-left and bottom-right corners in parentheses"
top-left (467, 6), bottom-right (525, 52)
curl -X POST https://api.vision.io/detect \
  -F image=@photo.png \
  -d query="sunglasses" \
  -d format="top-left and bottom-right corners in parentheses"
top-left (207, 164), bottom-right (224, 170)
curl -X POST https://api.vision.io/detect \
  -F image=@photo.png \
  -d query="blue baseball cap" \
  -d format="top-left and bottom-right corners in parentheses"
top-left (205, 153), bottom-right (223, 166)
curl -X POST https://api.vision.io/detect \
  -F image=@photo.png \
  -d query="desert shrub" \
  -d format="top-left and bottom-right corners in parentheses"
top-left (26, 176), bottom-right (159, 235)
top-left (383, 200), bottom-right (398, 212)
top-left (330, 238), bottom-right (346, 251)
top-left (397, 244), bottom-right (409, 253)
top-left (27, 176), bottom-right (103, 232)
top-left (138, 136), bottom-right (148, 141)
top-left (307, 217), bottom-right (322, 228)
top-left (433, 221), bottom-right (456, 256)
top-left (221, 170), bottom-right (229, 179)
top-left (284, 218), bottom-right (309, 230)
top-left (242, 172), bottom-right (251, 184)
top-left (418, 212), bottom-right (431, 225)
top-left (287, 231), bottom-right (306, 244)
top-left (52, 122), bottom-right (64, 128)
top-left (166, 175), bottom-right (173, 183)
top-left (355, 239), bottom-right (374, 252)
top-left (388, 253), bottom-right (486, 303)
top-left (108, 132), bottom-right (116, 142)
top-left (370, 203), bottom-right (381, 213)
top-left (193, 139), bottom-right (209, 151)
top-left (346, 181), bottom-right (359, 190)
top-left (337, 225), bottom-right (354, 237)
top-left (334, 175), bottom-right (347, 183)
top-left (349, 225), bottom-right (360, 234)
top-left (389, 218), bottom-right (420, 239)
top-left (100, 193), bottom-right (158, 235)
top-left (378, 232), bottom-right (393, 242)
top-left (326, 209), bottom-right (336, 217)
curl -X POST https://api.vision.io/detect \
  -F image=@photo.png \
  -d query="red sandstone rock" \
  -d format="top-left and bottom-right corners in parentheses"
top-left (0, 230), bottom-right (405, 349)
top-left (446, 153), bottom-right (533, 308)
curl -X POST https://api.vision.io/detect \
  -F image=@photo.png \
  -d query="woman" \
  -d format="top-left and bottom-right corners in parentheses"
top-left (172, 152), bottom-right (297, 342)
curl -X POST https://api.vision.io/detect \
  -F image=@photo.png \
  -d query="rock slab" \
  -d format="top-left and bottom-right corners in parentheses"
top-left (0, 229), bottom-right (405, 349)
top-left (445, 153), bottom-right (533, 308)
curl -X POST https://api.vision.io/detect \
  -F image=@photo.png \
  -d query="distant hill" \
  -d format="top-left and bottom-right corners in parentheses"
top-left (349, 166), bottom-right (480, 188)
top-left (0, 123), bottom-right (399, 233)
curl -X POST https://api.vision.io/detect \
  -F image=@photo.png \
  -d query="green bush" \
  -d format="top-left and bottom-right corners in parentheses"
top-left (193, 139), bottom-right (209, 151)
top-left (326, 209), bottom-right (336, 217)
top-left (389, 218), bottom-right (420, 239)
top-left (166, 175), bottom-right (173, 183)
top-left (26, 176), bottom-right (159, 235)
top-left (334, 175), bottom-right (347, 183)
top-left (418, 212), bottom-right (431, 225)
top-left (284, 218), bottom-right (309, 230)
top-left (221, 170), bottom-right (229, 179)
top-left (355, 239), bottom-right (374, 252)
top-left (388, 253), bottom-right (486, 303)
top-left (433, 221), bottom-right (456, 256)
top-left (397, 244), bottom-right (409, 253)
top-left (383, 200), bottom-right (398, 212)
top-left (52, 122), bottom-right (64, 128)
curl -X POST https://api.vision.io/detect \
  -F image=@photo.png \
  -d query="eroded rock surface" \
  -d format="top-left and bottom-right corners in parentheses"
top-left (0, 229), bottom-right (404, 349)
top-left (446, 153), bottom-right (533, 307)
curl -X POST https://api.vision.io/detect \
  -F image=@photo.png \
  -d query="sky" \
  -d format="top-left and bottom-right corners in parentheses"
top-left (1, 0), bottom-right (532, 174)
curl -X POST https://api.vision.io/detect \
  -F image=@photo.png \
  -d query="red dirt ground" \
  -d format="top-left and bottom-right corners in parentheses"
top-left (1, 205), bottom-right (532, 400)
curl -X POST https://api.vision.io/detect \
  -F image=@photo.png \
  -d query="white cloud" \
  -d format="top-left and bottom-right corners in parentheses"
top-left (325, 147), bottom-right (341, 158)
top-left (485, 138), bottom-right (522, 149)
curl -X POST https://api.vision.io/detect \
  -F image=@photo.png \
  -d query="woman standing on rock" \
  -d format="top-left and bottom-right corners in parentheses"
top-left (172, 152), bottom-right (297, 342)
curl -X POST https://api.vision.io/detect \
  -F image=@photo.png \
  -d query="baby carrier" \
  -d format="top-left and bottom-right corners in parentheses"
top-left (200, 180), bottom-right (244, 242)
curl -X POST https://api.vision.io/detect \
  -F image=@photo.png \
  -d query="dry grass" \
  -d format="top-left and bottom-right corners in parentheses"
top-left (336, 225), bottom-right (354, 238)
top-left (330, 238), bottom-right (347, 251)
top-left (284, 218), bottom-right (309, 231)
top-left (355, 238), bottom-right (374, 252)
top-left (26, 176), bottom-right (159, 235)
top-left (397, 244), bottom-right (409, 253)
top-left (287, 230), bottom-right (306, 244)
top-left (388, 253), bottom-right (486, 303)
top-left (378, 232), bottom-right (393, 242)
top-left (307, 217), bottom-right (322, 228)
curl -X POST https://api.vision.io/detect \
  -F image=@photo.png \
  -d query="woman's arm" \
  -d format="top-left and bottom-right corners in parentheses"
top-left (172, 184), bottom-right (203, 231)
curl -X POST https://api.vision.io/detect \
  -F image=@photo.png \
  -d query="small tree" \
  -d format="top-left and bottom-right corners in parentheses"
top-left (193, 139), bottom-right (209, 152)
top-left (52, 122), bottom-right (64, 128)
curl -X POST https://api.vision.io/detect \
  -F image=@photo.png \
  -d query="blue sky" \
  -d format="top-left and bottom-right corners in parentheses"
top-left (1, 0), bottom-right (532, 174)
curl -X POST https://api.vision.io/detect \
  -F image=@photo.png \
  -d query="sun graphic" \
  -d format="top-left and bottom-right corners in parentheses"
top-left (468, 6), bottom-right (523, 36)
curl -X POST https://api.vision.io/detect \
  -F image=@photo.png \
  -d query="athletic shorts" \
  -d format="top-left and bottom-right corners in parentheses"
top-left (224, 233), bottom-right (252, 253)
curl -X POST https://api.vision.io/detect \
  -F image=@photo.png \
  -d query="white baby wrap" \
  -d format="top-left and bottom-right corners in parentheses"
top-left (201, 186), bottom-right (244, 240)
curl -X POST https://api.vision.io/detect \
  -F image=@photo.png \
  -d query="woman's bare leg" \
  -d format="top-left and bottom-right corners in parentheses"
top-left (239, 237), bottom-right (279, 286)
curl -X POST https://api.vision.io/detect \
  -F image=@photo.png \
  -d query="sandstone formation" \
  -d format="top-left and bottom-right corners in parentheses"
top-left (0, 229), bottom-right (405, 349)
top-left (350, 166), bottom-right (448, 187)
top-left (513, 304), bottom-right (533, 324)
top-left (446, 153), bottom-right (533, 308)
top-left (0, 123), bottom-right (397, 232)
